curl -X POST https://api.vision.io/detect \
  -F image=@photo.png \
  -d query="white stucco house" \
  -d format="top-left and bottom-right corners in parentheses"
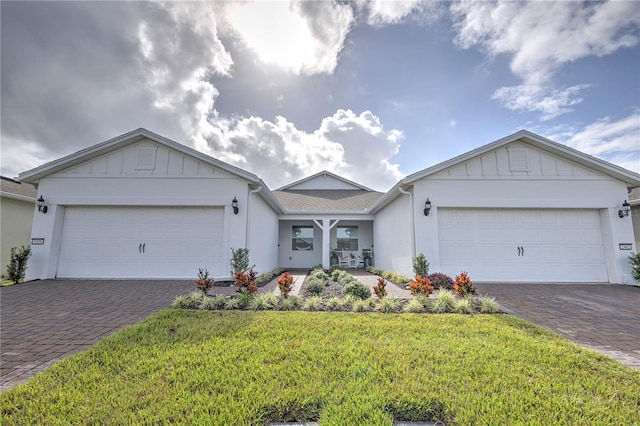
top-left (18, 128), bottom-right (640, 284)
top-left (1, 176), bottom-right (37, 274)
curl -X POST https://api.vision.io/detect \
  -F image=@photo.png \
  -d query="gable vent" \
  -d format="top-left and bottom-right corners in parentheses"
top-left (136, 147), bottom-right (157, 170)
top-left (509, 149), bottom-right (529, 172)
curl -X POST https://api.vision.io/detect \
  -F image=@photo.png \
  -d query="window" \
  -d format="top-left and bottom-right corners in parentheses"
top-left (292, 226), bottom-right (313, 251)
top-left (337, 226), bottom-right (358, 251)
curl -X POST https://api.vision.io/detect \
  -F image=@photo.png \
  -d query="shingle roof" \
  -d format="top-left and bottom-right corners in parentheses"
top-left (0, 176), bottom-right (37, 199)
top-left (273, 190), bottom-right (384, 211)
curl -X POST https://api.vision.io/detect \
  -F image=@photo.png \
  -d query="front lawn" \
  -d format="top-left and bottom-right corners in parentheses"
top-left (2, 310), bottom-right (639, 424)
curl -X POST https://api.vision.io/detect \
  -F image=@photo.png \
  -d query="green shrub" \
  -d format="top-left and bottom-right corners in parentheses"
top-left (305, 278), bottom-right (325, 296)
top-left (427, 272), bottom-right (454, 290)
top-left (174, 290), bottom-right (203, 309)
top-left (629, 252), bottom-right (640, 281)
top-left (303, 296), bottom-right (323, 311)
top-left (236, 292), bottom-right (253, 308)
top-left (224, 297), bottom-right (240, 310)
top-left (351, 299), bottom-right (370, 312)
top-left (403, 298), bottom-right (425, 313)
top-left (256, 267), bottom-right (281, 285)
top-left (229, 247), bottom-right (253, 275)
top-left (199, 296), bottom-right (214, 310)
top-left (310, 269), bottom-right (329, 282)
top-left (326, 296), bottom-right (343, 311)
top-left (329, 264), bottom-right (344, 274)
top-left (430, 299), bottom-right (451, 314)
top-left (381, 271), bottom-right (411, 285)
top-left (171, 295), bottom-right (191, 309)
top-left (248, 293), bottom-right (279, 310)
top-left (366, 266), bottom-right (382, 275)
top-left (376, 297), bottom-right (400, 313)
top-left (343, 282), bottom-right (371, 300)
top-left (412, 253), bottom-right (429, 277)
top-left (281, 295), bottom-right (301, 310)
top-left (6, 246), bottom-right (31, 284)
top-left (454, 298), bottom-right (474, 314)
top-left (433, 289), bottom-right (456, 312)
top-left (478, 295), bottom-right (501, 314)
top-left (211, 295), bottom-right (227, 310)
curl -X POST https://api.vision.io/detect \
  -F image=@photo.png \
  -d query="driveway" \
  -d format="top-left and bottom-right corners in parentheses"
top-left (475, 283), bottom-right (640, 370)
top-left (1, 279), bottom-right (193, 391)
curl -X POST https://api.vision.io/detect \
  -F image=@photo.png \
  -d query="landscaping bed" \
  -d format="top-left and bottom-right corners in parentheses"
top-left (2, 310), bottom-right (639, 424)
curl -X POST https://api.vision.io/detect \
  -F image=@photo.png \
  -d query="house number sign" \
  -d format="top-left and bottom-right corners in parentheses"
top-left (619, 243), bottom-right (632, 250)
top-left (31, 238), bottom-right (45, 245)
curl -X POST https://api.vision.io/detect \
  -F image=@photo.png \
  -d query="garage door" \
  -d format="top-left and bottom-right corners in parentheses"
top-left (57, 207), bottom-right (225, 278)
top-left (438, 209), bottom-right (608, 282)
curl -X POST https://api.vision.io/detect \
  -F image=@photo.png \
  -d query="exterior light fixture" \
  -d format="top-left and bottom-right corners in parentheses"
top-left (423, 198), bottom-right (432, 216)
top-left (36, 195), bottom-right (48, 214)
top-left (618, 200), bottom-right (631, 218)
top-left (232, 197), bottom-right (239, 215)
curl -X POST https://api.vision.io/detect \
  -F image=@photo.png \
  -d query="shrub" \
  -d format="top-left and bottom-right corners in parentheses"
top-left (230, 248), bottom-right (253, 275)
top-left (249, 293), bottom-right (279, 310)
top-left (433, 289), bottom-right (456, 312)
top-left (376, 297), bottom-right (400, 313)
top-left (224, 297), bottom-right (240, 310)
top-left (303, 296), bottom-right (323, 311)
top-left (281, 295), bottom-right (301, 311)
top-left (366, 266), bottom-right (382, 275)
top-left (343, 282), bottom-right (371, 300)
top-left (629, 252), bottom-right (640, 281)
top-left (310, 269), bottom-right (329, 282)
top-left (326, 296), bottom-right (343, 311)
top-left (256, 268), bottom-right (281, 285)
top-left (171, 295), bottom-right (190, 309)
top-left (329, 264), bottom-right (344, 274)
top-left (194, 268), bottom-right (214, 295)
top-left (478, 295), bottom-right (501, 314)
top-left (427, 272), bottom-right (454, 290)
top-left (211, 295), bottom-right (227, 310)
top-left (236, 292), bottom-right (253, 308)
top-left (277, 272), bottom-right (294, 298)
top-left (412, 253), bottom-right (429, 277)
top-left (174, 290), bottom-right (203, 309)
top-left (454, 298), bottom-right (474, 314)
top-left (454, 271), bottom-right (476, 296)
top-left (352, 299), bottom-right (369, 312)
top-left (381, 271), bottom-right (411, 285)
top-left (6, 246), bottom-right (31, 284)
top-left (430, 298), bottom-right (451, 314)
top-left (373, 277), bottom-right (387, 299)
top-left (403, 298), bottom-right (425, 313)
top-left (305, 278), bottom-right (325, 296)
top-left (235, 269), bottom-right (258, 295)
top-left (409, 275), bottom-right (434, 296)
top-left (199, 296), bottom-right (215, 310)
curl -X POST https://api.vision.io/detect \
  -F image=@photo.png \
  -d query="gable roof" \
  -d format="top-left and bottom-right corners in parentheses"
top-left (0, 176), bottom-right (37, 202)
top-left (277, 170), bottom-right (373, 191)
top-left (371, 130), bottom-right (640, 213)
top-left (273, 189), bottom-right (384, 212)
top-left (17, 128), bottom-right (261, 184)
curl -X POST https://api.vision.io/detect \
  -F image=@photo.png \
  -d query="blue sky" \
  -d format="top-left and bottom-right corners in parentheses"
top-left (1, 1), bottom-right (639, 191)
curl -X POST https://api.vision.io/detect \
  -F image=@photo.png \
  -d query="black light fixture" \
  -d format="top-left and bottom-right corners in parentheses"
top-left (36, 195), bottom-right (48, 214)
top-left (423, 198), bottom-right (432, 216)
top-left (232, 197), bottom-right (239, 215)
top-left (618, 200), bottom-right (631, 218)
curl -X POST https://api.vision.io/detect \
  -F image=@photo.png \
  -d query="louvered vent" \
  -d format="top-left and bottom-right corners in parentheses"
top-left (136, 147), bottom-right (157, 170)
top-left (509, 149), bottom-right (529, 172)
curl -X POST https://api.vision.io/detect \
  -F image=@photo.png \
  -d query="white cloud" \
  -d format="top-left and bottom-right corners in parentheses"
top-left (451, 1), bottom-right (640, 119)
top-left (226, 1), bottom-right (353, 75)
top-left (543, 111), bottom-right (640, 173)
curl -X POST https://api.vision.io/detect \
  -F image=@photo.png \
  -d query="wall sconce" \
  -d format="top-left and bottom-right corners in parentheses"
top-left (618, 200), bottom-right (631, 218)
top-left (36, 195), bottom-right (48, 214)
top-left (232, 197), bottom-right (239, 215)
top-left (423, 198), bottom-right (432, 216)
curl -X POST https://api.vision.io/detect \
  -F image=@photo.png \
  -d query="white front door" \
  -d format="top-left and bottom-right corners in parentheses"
top-left (57, 206), bottom-right (225, 278)
top-left (437, 208), bottom-right (608, 282)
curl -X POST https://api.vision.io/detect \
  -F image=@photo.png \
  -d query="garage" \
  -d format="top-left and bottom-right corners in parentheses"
top-left (438, 208), bottom-right (608, 282)
top-left (57, 206), bottom-right (225, 279)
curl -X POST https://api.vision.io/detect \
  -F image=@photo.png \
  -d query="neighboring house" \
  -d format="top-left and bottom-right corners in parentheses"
top-left (17, 128), bottom-right (640, 284)
top-left (1, 176), bottom-right (37, 275)
top-left (630, 187), bottom-right (640, 250)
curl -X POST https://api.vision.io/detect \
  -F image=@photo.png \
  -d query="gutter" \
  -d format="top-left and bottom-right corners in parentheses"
top-left (398, 186), bottom-right (416, 260)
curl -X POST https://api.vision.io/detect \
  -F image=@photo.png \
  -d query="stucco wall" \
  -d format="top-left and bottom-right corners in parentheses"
top-left (247, 192), bottom-right (279, 275)
top-left (1, 197), bottom-right (35, 275)
top-left (373, 193), bottom-right (413, 276)
top-left (278, 220), bottom-right (323, 269)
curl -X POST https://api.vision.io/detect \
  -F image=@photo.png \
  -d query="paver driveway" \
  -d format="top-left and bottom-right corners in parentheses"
top-left (475, 283), bottom-right (640, 371)
top-left (1, 279), bottom-right (193, 391)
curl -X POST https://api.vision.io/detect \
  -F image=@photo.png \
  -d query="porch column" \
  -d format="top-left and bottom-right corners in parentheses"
top-left (313, 218), bottom-right (339, 269)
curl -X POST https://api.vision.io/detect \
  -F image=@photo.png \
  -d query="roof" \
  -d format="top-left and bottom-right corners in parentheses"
top-left (277, 170), bottom-right (373, 191)
top-left (273, 189), bottom-right (384, 212)
top-left (371, 130), bottom-right (640, 213)
top-left (0, 176), bottom-right (37, 201)
top-left (630, 187), bottom-right (640, 206)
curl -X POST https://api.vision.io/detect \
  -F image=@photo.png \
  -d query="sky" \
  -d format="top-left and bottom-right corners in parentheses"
top-left (1, 1), bottom-right (639, 192)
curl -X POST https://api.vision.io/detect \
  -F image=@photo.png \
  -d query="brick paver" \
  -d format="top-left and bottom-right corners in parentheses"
top-left (475, 283), bottom-right (640, 370)
top-left (1, 279), bottom-right (193, 391)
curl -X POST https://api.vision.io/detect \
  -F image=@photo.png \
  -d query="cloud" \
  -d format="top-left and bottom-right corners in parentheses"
top-left (451, 1), bottom-right (640, 119)
top-left (542, 110), bottom-right (640, 173)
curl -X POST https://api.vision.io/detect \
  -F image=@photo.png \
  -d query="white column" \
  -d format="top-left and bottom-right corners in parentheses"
top-left (313, 218), bottom-right (340, 269)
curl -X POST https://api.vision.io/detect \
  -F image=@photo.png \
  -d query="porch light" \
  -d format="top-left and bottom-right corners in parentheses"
top-left (36, 195), bottom-right (48, 214)
top-left (618, 200), bottom-right (631, 218)
top-left (423, 198), bottom-right (432, 216)
top-left (232, 197), bottom-right (239, 215)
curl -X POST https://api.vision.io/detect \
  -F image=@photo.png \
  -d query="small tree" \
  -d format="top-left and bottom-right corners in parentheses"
top-left (629, 252), bottom-right (640, 281)
top-left (6, 246), bottom-right (31, 284)
top-left (230, 248), bottom-right (253, 275)
top-left (412, 253), bottom-right (429, 277)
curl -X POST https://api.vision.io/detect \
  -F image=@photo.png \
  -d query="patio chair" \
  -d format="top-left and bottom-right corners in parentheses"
top-left (354, 256), bottom-right (365, 269)
top-left (338, 251), bottom-right (351, 269)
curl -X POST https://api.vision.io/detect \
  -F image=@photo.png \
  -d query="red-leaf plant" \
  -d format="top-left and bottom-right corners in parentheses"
top-left (373, 277), bottom-right (387, 299)
top-left (235, 269), bottom-right (258, 295)
top-left (277, 272), bottom-right (294, 298)
top-left (409, 275), bottom-right (434, 296)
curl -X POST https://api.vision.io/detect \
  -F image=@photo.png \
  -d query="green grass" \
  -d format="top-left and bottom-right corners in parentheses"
top-left (2, 311), bottom-right (639, 425)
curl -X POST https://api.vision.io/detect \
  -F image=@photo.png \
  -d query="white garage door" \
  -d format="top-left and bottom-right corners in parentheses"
top-left (58, 207), bottom-right (225, 279)
top-left (438, 209), bottom-right (608, 282)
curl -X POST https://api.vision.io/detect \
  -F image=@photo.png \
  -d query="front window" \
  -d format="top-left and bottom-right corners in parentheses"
top-left (337, 226), bottom-right (358, 251)
top-left (292, 226), bottom-right (313, 251)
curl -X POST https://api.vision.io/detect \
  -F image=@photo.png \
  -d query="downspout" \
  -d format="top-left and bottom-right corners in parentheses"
top-left (245, 186), bottom-right (262, 248)
top-left (398, 187), bottom-right (416, 260)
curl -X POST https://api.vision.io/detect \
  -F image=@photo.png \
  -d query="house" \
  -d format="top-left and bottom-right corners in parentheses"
top-left (17, 129), bottom-right (640, 284)
top-left (630, 187), bottom-right (640, 250)
top-left (1, 176), bottom-right (37, 275)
